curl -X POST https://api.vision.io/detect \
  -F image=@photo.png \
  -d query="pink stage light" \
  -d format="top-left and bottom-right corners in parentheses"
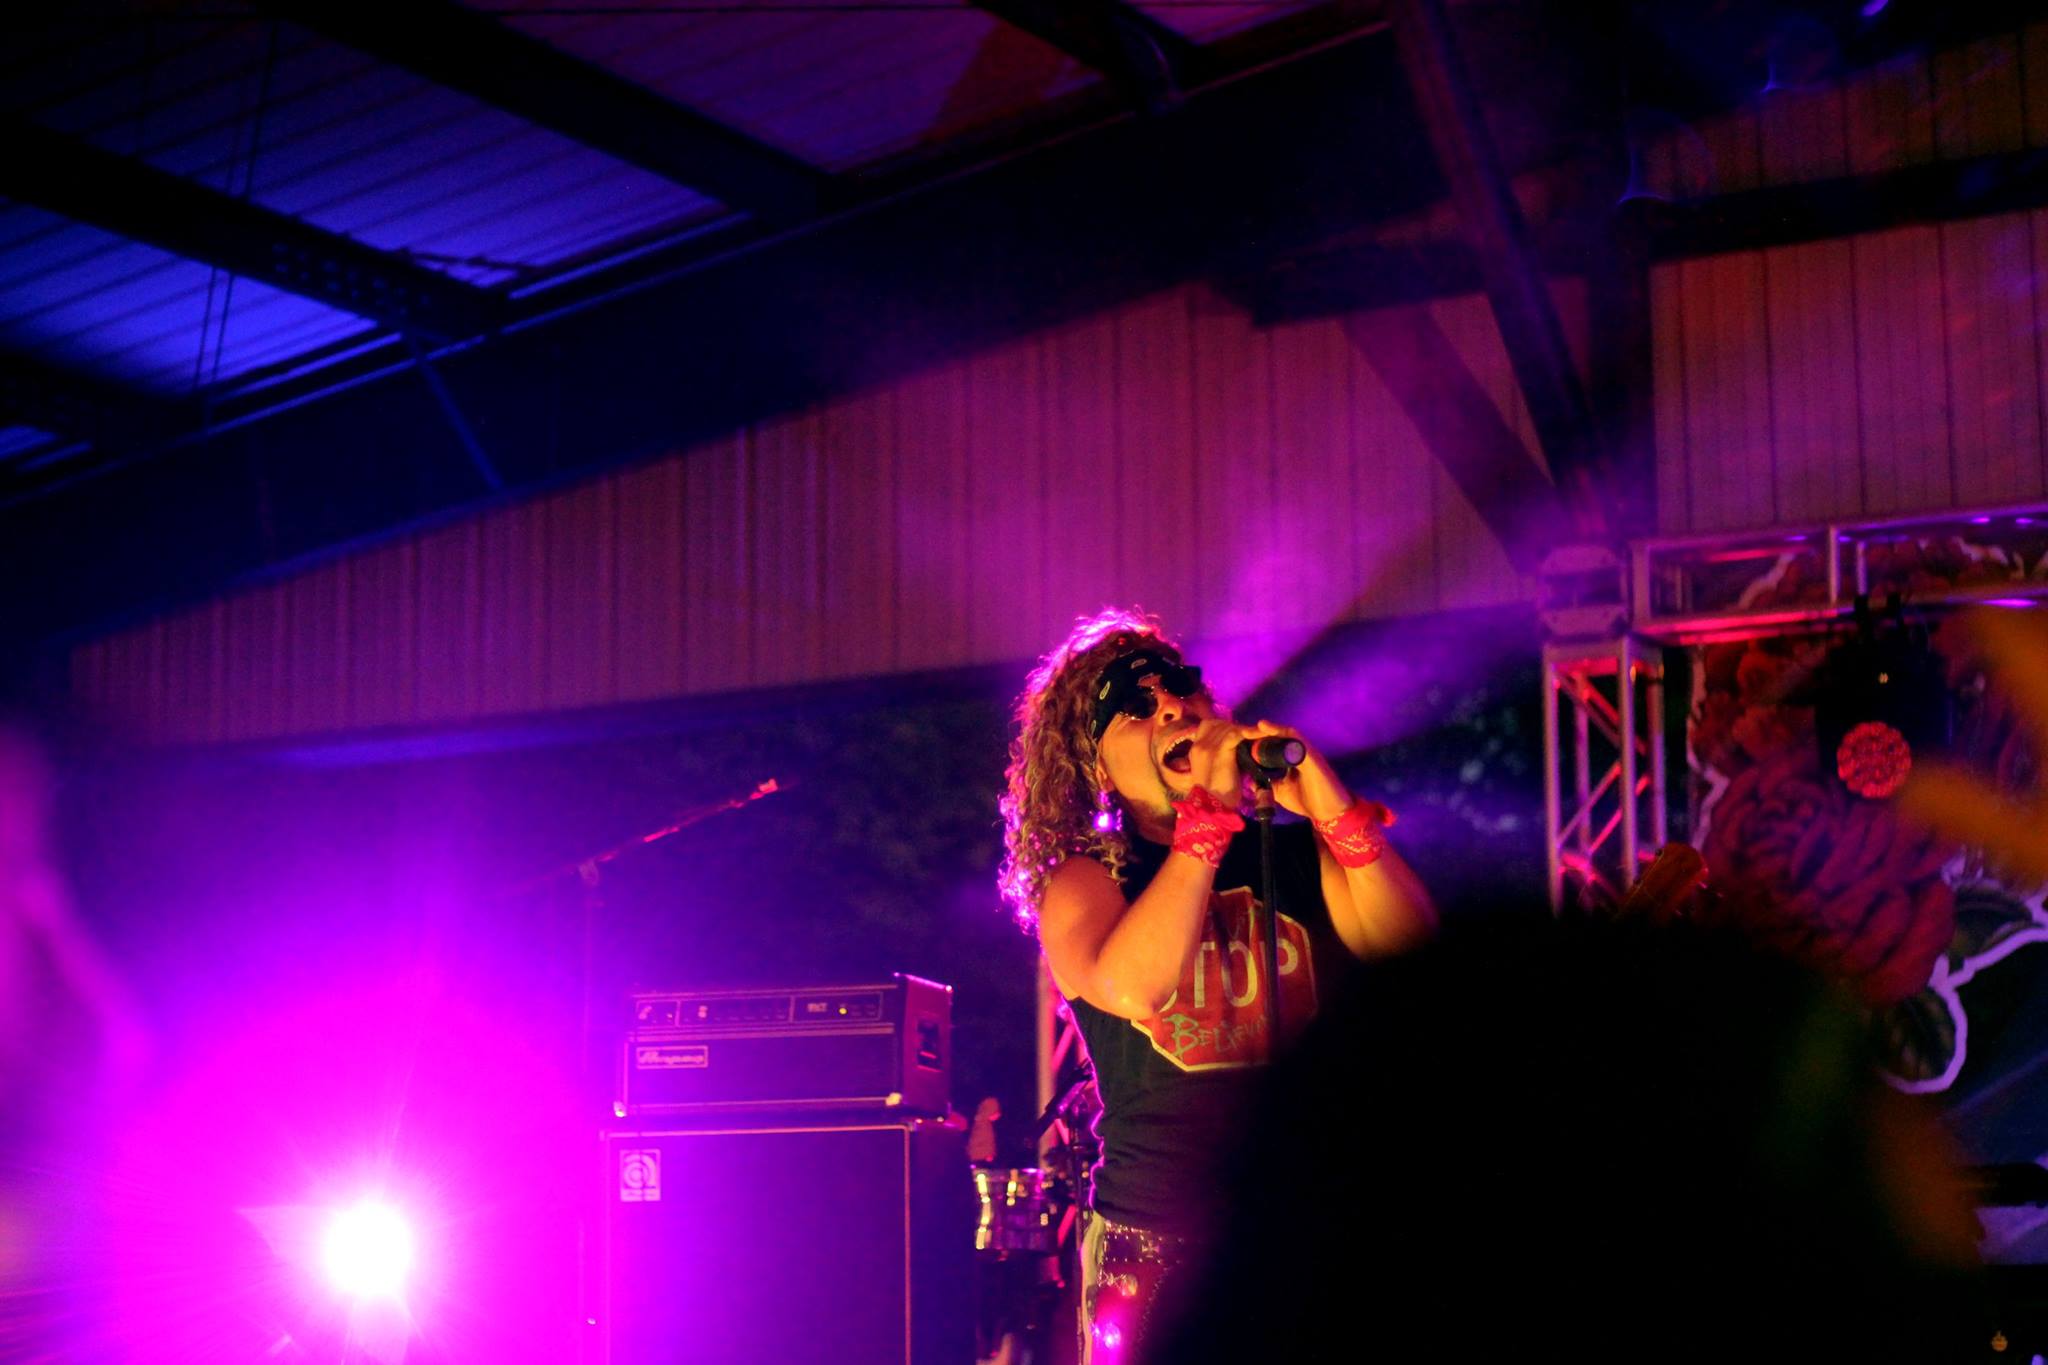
top-left (322, 1201), bottom-right (415, 1300)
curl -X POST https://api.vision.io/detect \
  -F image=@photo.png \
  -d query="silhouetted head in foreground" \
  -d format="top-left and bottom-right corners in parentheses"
top-left (1148, 908), bottom-right (1982, 1363)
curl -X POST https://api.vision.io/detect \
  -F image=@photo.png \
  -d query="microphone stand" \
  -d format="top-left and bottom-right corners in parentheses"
top-left (506, 778), bottom-right (782, 1086)
top-left (533, 778), bottom-right (783, 1079)
top-left (508, 778), bottom-right (779, 1365)
top-left (1249, 772), bottom-right (1281, 1054)
top-left (512, 778), bottom-right (782, 898)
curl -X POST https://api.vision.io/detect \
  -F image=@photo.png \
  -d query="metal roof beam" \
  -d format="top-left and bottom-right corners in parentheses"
top-left (263, 0), bottom-right (830, 222)
top-left (1387, 0), bottom-right (1614, 544)
top-left (1225, 140), bottom-right (2048, 317)
top-left (0, 119), bottom-right (503, 341)
top-left (0, 352), bottom-right (184, 452)
top-left (1341, 303), bottom-right (1572, 575)
top-left (969, 0), bottom-right (1199, 105)
top-left (1643, 151), bottom-right (2048, 259)
top-left (1624, 0), bottom-right (2048, 123)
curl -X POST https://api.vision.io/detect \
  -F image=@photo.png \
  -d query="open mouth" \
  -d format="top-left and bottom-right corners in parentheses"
top-left (1161, 736), bottom-right (1195, 775)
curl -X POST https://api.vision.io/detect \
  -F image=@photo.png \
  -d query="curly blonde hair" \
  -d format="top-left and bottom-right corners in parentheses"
top-left (998, 606), bottom-right (1180, 928)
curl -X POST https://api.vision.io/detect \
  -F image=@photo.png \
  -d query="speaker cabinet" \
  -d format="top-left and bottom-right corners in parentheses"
top-left (598, 1118), bottom-right (972, 1364)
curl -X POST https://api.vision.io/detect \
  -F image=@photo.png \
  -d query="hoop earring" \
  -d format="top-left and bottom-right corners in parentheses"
top-left (1093, 784), bottom-right (1121, 834)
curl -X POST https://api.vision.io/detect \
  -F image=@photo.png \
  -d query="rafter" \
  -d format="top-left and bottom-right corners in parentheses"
top-left (263, 0), bottom-right (830, 222)
top-left (1341, 303), bottom-right (1572, 574)
top-left (0, 119), bottom-right (503, 340)
top-left (1644, 151), bottom-right (2048, 259)
top-left (1386, 0), bottom-right (1613, 542)
top-left (0, 352), bottom-right (184, 453)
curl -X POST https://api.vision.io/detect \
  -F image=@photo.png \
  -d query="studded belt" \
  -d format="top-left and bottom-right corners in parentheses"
top-left (1097, 1216), bottom-right (1196, 1267)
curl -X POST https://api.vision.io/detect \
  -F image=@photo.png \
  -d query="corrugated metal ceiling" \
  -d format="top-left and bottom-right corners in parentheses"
top-left (0, 0), bottom-right (1344, 477)
top-left (1, 10), bottom-right (723, 399)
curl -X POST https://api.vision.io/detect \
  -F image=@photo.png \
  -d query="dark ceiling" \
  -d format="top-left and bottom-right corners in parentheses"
top-left (0, 0), bottom-right (2035, 662)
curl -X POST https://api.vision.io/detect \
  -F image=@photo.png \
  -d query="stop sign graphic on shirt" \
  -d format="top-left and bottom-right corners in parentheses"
top-left (1133, 885), bottom-right (1319, 1070)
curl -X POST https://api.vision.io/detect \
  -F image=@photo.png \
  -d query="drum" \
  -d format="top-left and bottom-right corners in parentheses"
top-left (972, 1167), bottom-right (1059, 1255)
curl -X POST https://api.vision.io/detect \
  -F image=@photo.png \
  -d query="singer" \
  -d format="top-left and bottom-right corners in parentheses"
top-left (998, 608), bottom-right (1434, 1363)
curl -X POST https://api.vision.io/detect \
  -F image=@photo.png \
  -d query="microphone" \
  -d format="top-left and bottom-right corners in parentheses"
top-left (1237, 735), bottom-right (1306, 777)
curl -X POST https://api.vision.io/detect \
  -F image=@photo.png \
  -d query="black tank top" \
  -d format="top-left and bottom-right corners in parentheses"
top-left (1066, 821), bottom-right (1348, 1236)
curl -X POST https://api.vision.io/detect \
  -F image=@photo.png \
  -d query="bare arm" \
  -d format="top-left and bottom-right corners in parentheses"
top-left (1039, 721), bottom-right (1248, 1019)
top-left (1039, 850), bottom-right (1219, 1019)
top-left (1317, 837), bottom-right (1436, 959)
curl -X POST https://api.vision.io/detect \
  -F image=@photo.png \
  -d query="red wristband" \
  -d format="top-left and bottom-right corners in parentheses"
top-left (1169, 786), bottom-right (1245, 867)
top-left (1314, 802), bottom-right (1389, 868)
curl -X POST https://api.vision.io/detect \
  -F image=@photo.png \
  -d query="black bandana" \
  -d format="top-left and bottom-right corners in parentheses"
top-left (1090, 650), bottom-right (1204, 742)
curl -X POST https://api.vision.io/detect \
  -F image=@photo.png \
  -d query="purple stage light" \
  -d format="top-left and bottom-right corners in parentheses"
top-left (1985, 598), bottom-right (2040, 609)
top-left (322, 1200), bottom-right (415, 1300)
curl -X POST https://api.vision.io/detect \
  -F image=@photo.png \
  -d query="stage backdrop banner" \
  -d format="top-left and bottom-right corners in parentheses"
top-left (1683, 538), bottom-right (2048, 1114)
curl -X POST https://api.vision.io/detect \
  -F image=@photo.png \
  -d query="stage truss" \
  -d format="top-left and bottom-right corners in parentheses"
top-left (1542, 499), bottom-right (2048, 909)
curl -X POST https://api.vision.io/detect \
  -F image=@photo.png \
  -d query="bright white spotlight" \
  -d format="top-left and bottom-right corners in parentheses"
top-left (321, 1201), bottom-right (414, 1300)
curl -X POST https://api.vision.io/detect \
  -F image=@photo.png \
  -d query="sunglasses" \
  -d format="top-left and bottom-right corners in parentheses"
top-left (1090, 651), bottom-right (1205, 742)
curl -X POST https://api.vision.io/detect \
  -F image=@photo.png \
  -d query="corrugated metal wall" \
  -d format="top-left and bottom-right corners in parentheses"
top-left (1648, 27), bottom-right (2048, 532)
top-left (71, 286), bottom-right (1546, 743)
top-left (1654, 211), bottom-right (2048, 533)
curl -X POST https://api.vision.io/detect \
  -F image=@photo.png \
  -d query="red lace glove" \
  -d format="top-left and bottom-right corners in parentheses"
top-left (1313, 801), bottom-right (1391, 868)
top-left (1169, 786), bottom-right (1245, 867)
